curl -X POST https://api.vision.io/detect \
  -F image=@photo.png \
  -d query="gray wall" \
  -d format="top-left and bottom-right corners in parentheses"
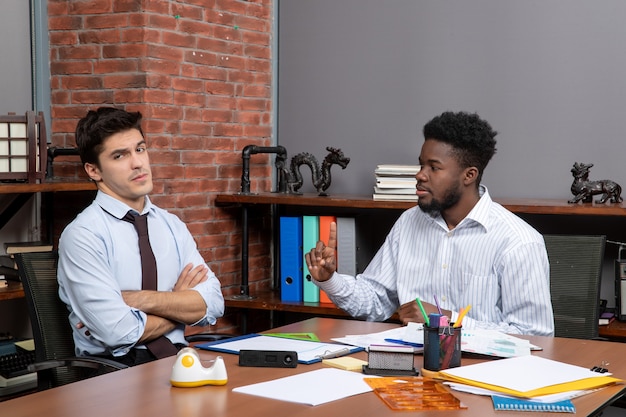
top-left (278, 0), bottom-right (626, 307)
top-left (0, 0), bottom-right (32, 114)
top-left (278, 0), bottom-right (626, 200)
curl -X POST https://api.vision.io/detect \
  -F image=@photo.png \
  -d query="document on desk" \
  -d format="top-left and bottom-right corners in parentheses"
top-left (233, 368), bottom-right (374, 406)
top-left (438, 355), bottom-right (623, 398)
top-left (332, 323), bottom-right (540, 358)
top-left (331, 322), bottom-right (423, 348)
top-left (196, 334), bottom-right (363, 364)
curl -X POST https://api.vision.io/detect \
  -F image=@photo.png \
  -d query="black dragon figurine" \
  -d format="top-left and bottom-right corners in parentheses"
top-left (282, 146), bottom-right (350, 196)
top-left (568, 162), bottom-right (622, 204)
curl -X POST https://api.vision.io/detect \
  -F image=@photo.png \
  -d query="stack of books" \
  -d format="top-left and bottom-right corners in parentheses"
top-left (373, 164), bottom-right (420, 201)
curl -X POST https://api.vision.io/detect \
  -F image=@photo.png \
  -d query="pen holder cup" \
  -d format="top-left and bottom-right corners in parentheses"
top-left (423, 325), bottom-right (461, 371)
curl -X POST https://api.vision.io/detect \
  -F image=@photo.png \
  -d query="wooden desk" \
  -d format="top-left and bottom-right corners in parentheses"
top-left (600, 320), bottom-right (626, 341)
top-left (0, 281), bottom-right (24, 301)
top-left (2, 318), bottom-right (625, 416)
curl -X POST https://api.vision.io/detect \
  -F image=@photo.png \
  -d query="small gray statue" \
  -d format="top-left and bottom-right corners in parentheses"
top-left (283, 146), bottom-right (350, 196)
top-left (568, 162), bottom-right (623, 204)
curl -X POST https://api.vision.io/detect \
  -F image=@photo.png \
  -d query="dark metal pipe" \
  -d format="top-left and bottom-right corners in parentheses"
top-left (236, 145), bottom-right (287, 299)
top-left (240, 145), bottom-right (287, 194)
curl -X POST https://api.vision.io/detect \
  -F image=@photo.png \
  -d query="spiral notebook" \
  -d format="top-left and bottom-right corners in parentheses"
top-left (492, 396), bottom-right (575, 413)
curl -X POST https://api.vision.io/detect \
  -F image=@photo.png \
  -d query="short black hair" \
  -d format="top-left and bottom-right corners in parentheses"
top-left (75, 107), bottom-right (143, 166)
top-left (423, 111), bottom-right (497, 182)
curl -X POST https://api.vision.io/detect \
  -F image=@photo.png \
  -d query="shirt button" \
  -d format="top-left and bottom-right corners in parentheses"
top-left (442, 263), bottom-right (448, 269)
top-left (447, 231), bottom-right (453, 237)
top-left (442, 296), bottom-right (447, 302)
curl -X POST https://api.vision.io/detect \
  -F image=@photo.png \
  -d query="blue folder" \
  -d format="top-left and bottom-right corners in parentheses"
top-left (196, 333), bottom-right (364, 365)
top-left (280, 216), bottom-right (303, 302)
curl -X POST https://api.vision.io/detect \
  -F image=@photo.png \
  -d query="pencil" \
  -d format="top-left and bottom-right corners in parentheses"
top-left (416, 298), bottom-right (430, 326)
top-left (433, 294), bottom-right (443, 315)
top-left (453, 305), bottom-right (471, 328)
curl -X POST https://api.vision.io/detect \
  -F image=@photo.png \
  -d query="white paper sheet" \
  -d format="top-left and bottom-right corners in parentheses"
top-left (440, 355), bottom-right (610, 393)
top-left (232, 368), bottom-right (374, 406)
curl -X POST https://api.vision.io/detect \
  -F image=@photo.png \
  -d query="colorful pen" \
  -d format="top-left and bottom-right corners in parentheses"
top-left (416, 298), bottom-right (430, 326)
top-left (383, 338), bottom-right (423, 348)
top-left (434, 294), bottom-right (443, 315)
top-left (454, 305), bottom-right (471, 328)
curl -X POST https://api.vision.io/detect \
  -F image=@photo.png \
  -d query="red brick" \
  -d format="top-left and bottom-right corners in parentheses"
top-left (141, 58), bottom-right (181, 76)
top-left (68, 0), bottom-right (113, 15)
top-left (195, 66), bottom-right (228, 81)
top-left (103, 44), bottom-right (148, 59)
top-left (173, 91), bottom-right (206, 107)
top-left (93, 59), bottom-right (139, 74)
top-left (184, 50), bottom-right (218, 66)
top-left (61, 76), bottom-right (104, 90)
top-left (171, 3), bottom-right (204, 21)
top-left (244, 45), bottom-right (270, 60)
top-left (243, 31), bottom-right (271, 46)
top-left (49, 32), bottom-right (78, 46)
top-left (216, 0), bottom-right (247, 15)
top-left (84, 14), bottom-right (131, 29)
top-left (79, 29), bottom-right (122, 44)
top-left (205, 81), bottom-right (235, 96)
top-left (113, 0), bottom-right (142, 13)
top-left (51, 61), bottom-right (93, 75)
top-left (58, 45), bottom-right (101, 60)
top-left (71, 90), bottom-right (115, 104)
top-left (103, 74), bottom-right (148, 89)
top-left (49, 2), bottom-right (274, 335)
top-left (162, 31), bottom-right (197, 49)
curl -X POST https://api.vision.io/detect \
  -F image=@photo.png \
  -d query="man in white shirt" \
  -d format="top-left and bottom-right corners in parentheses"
top-left (58, 107), bottom-right (224, 365)
top-left (305, 111), bottom-right (554, 336)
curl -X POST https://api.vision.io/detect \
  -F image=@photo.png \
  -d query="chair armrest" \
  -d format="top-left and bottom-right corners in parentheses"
top-left (28, 356), bottom-right (128, 373)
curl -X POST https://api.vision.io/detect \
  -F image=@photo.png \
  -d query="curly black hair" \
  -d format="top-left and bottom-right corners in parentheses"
top-left (423, 111), bottom-right (497, 182)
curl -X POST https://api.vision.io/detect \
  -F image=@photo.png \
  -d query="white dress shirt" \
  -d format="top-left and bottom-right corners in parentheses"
top-left (316, 185), bottom-right (554, 336)
top-left (58, 191), bottom-right (224, 356)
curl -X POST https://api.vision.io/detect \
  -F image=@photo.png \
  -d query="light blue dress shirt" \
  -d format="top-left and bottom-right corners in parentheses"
top-left (58, 191), bottom-right (224, 357)
top-left (316, 185), bottom-right (555, 336)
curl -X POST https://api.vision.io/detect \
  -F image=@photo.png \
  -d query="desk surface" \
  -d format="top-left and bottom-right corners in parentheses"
top-left (1, 318), bottom-right (625, 416)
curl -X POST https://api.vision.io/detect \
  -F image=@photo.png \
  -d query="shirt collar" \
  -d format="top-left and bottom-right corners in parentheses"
top-left (95, 190), bottom-right (154, 219)
top-left (427, 184), bottom-right (493, 232)
top-left (459, 184), bottom-right (493, 231)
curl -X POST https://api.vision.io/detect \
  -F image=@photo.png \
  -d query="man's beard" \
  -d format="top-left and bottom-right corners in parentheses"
top-left (418, 183), bottom-right (462, 216)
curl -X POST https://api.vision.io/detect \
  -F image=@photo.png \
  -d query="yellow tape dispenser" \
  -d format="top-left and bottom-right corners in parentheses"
top-left (170, 347), bottom-right (228, 387)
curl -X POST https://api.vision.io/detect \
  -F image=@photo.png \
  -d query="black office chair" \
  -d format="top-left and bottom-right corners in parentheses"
top-left (544, 234), bottom-right (606, 340)
top-left (15, 250), bottom-right (232, 390)
top-left (14, 251), bottom-right (128, 391)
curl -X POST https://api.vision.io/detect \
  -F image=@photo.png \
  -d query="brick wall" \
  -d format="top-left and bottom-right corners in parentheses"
top-left (47, 0), bottom-right (275, 333)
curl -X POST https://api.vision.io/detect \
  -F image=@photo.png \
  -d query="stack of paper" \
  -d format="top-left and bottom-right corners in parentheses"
top-left (373, 164), bottom-right (420, 201)
top-left (437, 355), bottom-right (622, 398)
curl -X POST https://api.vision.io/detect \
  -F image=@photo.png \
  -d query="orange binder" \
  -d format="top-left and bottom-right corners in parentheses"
top-left (318, 215), bottom-right (336, 304)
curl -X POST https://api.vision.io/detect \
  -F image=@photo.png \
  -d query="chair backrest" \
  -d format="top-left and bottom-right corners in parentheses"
top-left (14, 250), bottom-right (85, 389)
top-left (544, 234), bottom-right (606, 339)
